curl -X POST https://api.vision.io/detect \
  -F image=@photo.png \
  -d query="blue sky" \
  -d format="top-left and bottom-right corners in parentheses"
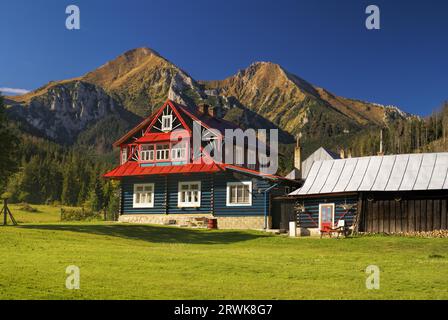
top-left (1, 0), bottom-right (447, 116)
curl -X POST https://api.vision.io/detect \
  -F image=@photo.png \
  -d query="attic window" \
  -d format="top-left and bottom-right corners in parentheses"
top-left (161, 115), bottom-right (173, 131)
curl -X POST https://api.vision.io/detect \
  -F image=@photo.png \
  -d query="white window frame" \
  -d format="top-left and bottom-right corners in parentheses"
top-left (178, 181), bottom-right (201, 208)
top-left (121, 148), bottom-right (128, 164)
top-left (161, 115), bottom-right (173, 131)
top-left (226, 181), bottom-right (252, 206)
top-left (133, 183), bottom-right (155, 208)
top-left (140, 144), bottom-right (154, 162)
top-left (156, 144), bottom-right (170, 161)
top-left (171, 142), bottom-right (187, 161)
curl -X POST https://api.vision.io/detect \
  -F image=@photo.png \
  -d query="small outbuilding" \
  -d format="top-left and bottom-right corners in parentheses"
top-left (288, 152), bottom-right (448, 235)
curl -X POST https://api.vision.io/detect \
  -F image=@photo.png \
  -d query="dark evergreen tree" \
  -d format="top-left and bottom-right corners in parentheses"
top-left (0, 95), bottom-right (20, 193)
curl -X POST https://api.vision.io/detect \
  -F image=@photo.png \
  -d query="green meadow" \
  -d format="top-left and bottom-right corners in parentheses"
top-left (0, 205), bottom-right (447, 300)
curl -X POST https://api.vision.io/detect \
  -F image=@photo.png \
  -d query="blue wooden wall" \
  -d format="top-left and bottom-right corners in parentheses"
top-left (121, 171), bottom-right (282, 216)
top-left (297, 195), bottom-right (358, 228)
top-left (213, 172), bottom-right (271, 216)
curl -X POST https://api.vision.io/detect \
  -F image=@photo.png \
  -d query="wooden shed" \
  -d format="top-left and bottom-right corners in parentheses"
top-left (288, 152), bottom-right (448, 235)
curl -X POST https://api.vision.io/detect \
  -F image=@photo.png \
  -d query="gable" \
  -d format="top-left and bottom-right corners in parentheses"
top-left (145, 100), bottom-right (190, 134)
top-left (302, 147), bottom-right (340, 178)
top-left (113, 100), bottom-right (191, 147)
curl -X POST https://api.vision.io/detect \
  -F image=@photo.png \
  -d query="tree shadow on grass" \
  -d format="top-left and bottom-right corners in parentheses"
top-left (19, 224), bottom-right (267, 245)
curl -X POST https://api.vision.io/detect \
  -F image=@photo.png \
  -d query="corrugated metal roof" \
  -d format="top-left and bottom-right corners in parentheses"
top-left (104, 160), bottom-right (296, 182)
top-left (289, 152), bottom-right (448, 195)
top-left (135, 131), bottom-right (190, 143)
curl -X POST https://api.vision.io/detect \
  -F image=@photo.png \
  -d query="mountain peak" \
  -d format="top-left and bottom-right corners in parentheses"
top-left (249, 61), bottom-right (281, 67)
top-left (120, 47), bottom-right (161, 59)
top-left (243, 61), bottom-right (284, 74)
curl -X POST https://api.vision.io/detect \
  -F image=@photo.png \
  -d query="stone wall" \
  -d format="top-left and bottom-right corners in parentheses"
top-left (118, 214), bottom-right (268, 230)
top-left (214, 216), bottom-right (268, 230)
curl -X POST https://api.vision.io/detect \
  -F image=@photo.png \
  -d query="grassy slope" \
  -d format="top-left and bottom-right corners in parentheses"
top-left (7, 204), bottom-right (65, 224)
top-left (0, 206), bottom-right (447, 300)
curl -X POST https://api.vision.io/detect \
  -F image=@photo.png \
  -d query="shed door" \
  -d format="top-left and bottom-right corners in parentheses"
top-left (319, 204), bottom-right (334, 229)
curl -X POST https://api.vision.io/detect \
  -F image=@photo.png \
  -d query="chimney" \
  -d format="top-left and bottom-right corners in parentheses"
top-left (339, 148), bottom-right (345, 159)
top-left (294, 133), bottom-right (302, 177)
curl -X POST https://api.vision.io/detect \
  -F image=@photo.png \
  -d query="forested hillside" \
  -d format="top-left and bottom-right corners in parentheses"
top-left (4, 134), bottom-right (120, 213)
top-left (1, 95), bottom-right (120, 212)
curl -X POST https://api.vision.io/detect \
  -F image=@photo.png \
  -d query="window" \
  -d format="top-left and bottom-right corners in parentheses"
top-left (171, 142), bottom-right (187, 161)
top-left (133, 183), bottom-right (154, 208)
top-left (141, 145), bottom-right (154, 162)
top-left (121, 148), bottom-right (128, 164)
top-left (161, 115), bottom-right (173, 131)
top-left (156, 144), bottom-right (170, 160)
top-left (226, 182), bottom-right (252, 206)
top-left (178, 181), bottom-right (201, 207)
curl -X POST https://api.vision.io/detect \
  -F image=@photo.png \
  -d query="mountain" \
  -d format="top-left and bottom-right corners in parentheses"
top-left (5, 47), bottom-right (412, 155)
top-left (82, 48), bottom-right (206, 117)
top-left (201, 62), bottom-right (410, 138)
top-left (6, 80), bottom-right (140, 149)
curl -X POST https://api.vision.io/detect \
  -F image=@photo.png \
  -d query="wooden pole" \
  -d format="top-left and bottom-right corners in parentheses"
top-left (1, 199), bottom-right (17, 226)
top-left (2, 200), bottom-right (7, 225)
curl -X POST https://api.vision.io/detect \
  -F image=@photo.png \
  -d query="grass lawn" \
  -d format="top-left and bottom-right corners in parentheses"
top-left (7, 204), bottom-right (71, 223)
top-left (0, 205), bottom-right (447, 299)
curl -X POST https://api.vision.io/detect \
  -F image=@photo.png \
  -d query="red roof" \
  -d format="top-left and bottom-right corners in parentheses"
top-left (135, 131), bottom-right (190, 143)
top-left (104, 160), bottom-right (297, 183)
top-left (104, 161), bottom-right (225, 178)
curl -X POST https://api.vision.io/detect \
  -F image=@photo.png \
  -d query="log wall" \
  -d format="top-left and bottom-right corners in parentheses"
top-left (360, 191), bottom-right (448, 233)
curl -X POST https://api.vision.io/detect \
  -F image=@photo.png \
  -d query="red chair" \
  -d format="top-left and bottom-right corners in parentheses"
top-left (320, 222), bottom-right (333, 238)
top-left (320, 220), bottom-right (347, 238)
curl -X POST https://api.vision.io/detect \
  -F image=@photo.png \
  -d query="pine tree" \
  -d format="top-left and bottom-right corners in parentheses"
top-left (61, 158), bottom-right (79, 206)
top-left (87, 168), bottom-right (104, 212)
top-left (0, 95), bottom-right (20, 193)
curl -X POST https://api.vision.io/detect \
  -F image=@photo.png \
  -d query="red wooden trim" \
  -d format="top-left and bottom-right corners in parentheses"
top-left (144, 100), bottom-right (191, 135)
top-left (144, 100), bottom-right (171, 135)
top-left (168, 101), bottom-right (191, 134)
top-left (177, 105), bottom-right (223, 139)
top-left (113, 113), bottom-right (157, 147)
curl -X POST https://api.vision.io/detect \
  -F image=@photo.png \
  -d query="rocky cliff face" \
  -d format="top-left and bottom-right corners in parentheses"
top-left (82, 47), bottom-right (205, 117)
top-left (6, 81), bottom-right (137, 144)
top-left (202, 62), bottom-right (412, 137)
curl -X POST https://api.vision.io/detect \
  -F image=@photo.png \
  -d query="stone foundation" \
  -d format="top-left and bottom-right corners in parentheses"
top-left (118, 214), bottom-right (268, 230)
top-left (215, 216), bottom-right (268, 230)
top-left (297, 227), bottom-right (320, 237)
